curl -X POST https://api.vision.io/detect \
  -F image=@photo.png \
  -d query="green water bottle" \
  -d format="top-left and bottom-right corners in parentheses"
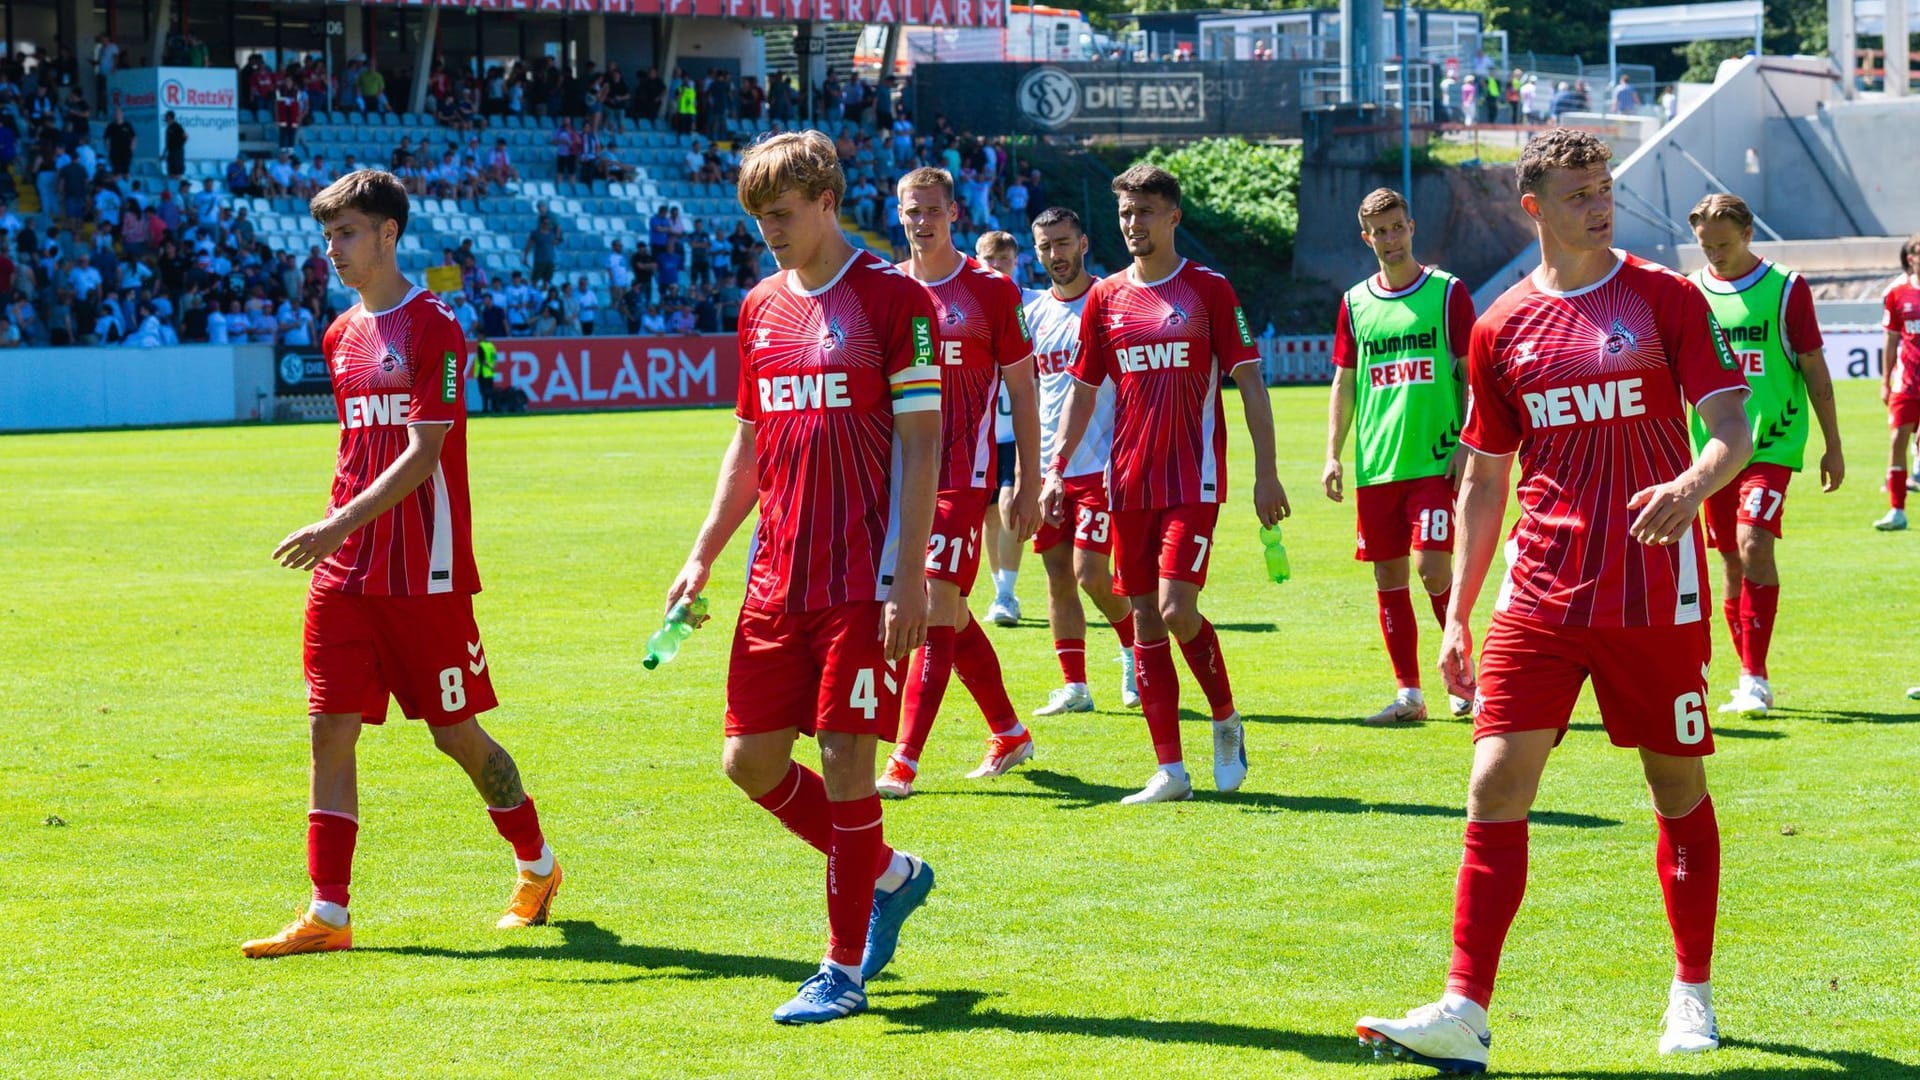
top-left (1259, 524), bottom-right (1291, 584)
top-left (644, 595), bottom-right (709, 670)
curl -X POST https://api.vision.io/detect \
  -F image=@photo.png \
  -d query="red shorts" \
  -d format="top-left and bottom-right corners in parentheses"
top-left (1034, 473), bottom-right (1114, 556)
top-left (1110, 502), bottom-right (1221, 597)
top-left (1354, 475), bottom-right (1457, 562)
top-left (1703, 462), bottom-right (1793, 549)
top-left (304, 587), bottom-right (498, 726)
top-left (1890, 394), bottom-right (1920, 429)
top-left (1473, 612), bottom-right (1715, 757)
top-left (724, 601), bottom-right (903, 740)
top-left (926, 488), bottom-right (990, 595)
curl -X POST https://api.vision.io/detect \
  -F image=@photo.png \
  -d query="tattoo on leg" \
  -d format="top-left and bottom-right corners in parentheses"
top-left (479, 745), bottom-right (526, 808)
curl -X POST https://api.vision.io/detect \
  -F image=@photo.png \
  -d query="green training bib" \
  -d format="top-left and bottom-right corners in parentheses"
top-left (1346, 268), bottom-right (1466, 487)
top-left (1688, 262), bottom-right (1809, 470)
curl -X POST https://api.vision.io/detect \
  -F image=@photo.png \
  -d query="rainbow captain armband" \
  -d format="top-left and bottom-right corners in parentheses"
top-left (890, 364), bottom-right (941, 414)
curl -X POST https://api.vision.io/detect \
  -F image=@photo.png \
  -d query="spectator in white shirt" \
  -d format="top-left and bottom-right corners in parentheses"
top-left (574, 278), bottom-right (600, 336)
top-left (607, 241), bottom-right (633, 290)
top-left (205, 304), bottom-right (230, 344)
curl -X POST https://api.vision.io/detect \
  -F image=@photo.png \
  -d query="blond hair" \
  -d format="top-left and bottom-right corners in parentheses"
top-left (737, 130), bottom-right (845, 216)
top-left (1688, 193), bottom-right (1754, 231)
top-left (310, 169), bottom-right (410, 237)
top-left (896, 166), bottom-right (955, 203)
top-left (975, 230), bottom-right (1018, 258)
top-left (1515, 129), bottom-right (1612, 195)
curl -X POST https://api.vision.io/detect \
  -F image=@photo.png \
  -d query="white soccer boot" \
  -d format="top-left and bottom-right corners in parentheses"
top-left (1366, 687), bottom-right (1429, 725)
top-left (1357, 1001), bottom-right (1491, 1074)
top-left (1033, 683), bottom-right (1094, 716)
top-left (1118, 650), bottom-right (1141, 708)
top-left (1717, 675), bottom-right (1772, 716)
top-left (1211, 712), bottom-right (1248, 792)
top-left (985, 595), bottom-right (1020, 627)
top-left (1449, 694), bottom-right (1475, 718)
top-left (1119, 767), bottom-right (1192, 804)
top-left (1874, 508), bottom-right (1908, 531)
top-left (1659, 981), bottom-right (1719, 1054)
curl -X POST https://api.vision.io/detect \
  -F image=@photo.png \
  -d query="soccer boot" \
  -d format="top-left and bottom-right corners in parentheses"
top-left (965, 732), bottom-right (1035, 778)
top-left (497, 859), bottom-right (562, 928)
top-left (1033, 683), bottom-right (1094, 716)
top-left (861, 857), bottom-right (935, 980)
top-left (1873, 508), bottom-right (1908, 531)
top-left (242, 908), bottom-right (352, 958)
top-left (876, 756), bottom-right (917, 800)
top-left (1659, 983), bottom-right (1719, 1054)
top-left (1908, 472), bottom-right (1920, 493)
top-left (1367, 688), bottom-right (1429, 726)
top-left (1120, 767), bottom-right (1193, 805)
top-left (1119, 650), bottom-right (1141, 708)
top-left (1212, 713), bottom-right (1248, 792)
top-left (772, 965), bottom-right (868, 1025)
top-left (1449, 694), bottom-right (1475, 719)
top-left (1717, 675), bottom-right (1772, 716)
top-left (985, 595), bottom-right (1020, 627)
top-left (1357, 1002), bottom-right (1491, 1075)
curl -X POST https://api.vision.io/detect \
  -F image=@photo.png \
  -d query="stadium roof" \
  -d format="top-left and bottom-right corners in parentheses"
top-left (310, 0), bottom-right (1006, 26)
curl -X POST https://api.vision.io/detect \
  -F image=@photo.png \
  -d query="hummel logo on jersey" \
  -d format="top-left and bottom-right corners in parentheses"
top-left (1522, 377), bottom-right (1647, 429)
top-left (1109, 311), bottom-right (1126, 329)
top-left (467, 640), bottom-right (487, 675)
top-left (759, 372), bottom-right (852, 412)
top-left (341, 393), bottom-right (411, 429)
top-left (1116, 341), bottom-right (1191, 372)
top-left (755, 326), bottom-right (772, 349)
top-left (1512, 340), bottom-right (1538, 365)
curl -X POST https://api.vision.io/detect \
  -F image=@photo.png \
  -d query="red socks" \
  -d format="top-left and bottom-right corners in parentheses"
top-left (1722, 594), bottom-right (1745, 668)
top-left (897, 626), bottom-right (956, 762)
top-left (1109, 613), bottom-right (1136, 650)
top-left (1656, 795), bottom-right (1720, 985)
top-left (752, 761), bottom-right (832, 854)
top-left (826, 795), bottom-right (888, 967)
top-left (1738, 581), bottom-right (1778, 679)
top-left (1427, 586), bottom-right (1452, 627)
top-left (1891, 467), bottom-right (1909, 511)
top-left (954, 619), bottom-right (1021, 735)
top-left (1176, 619), bottom-right (1235, 720)
top-left (1055, 637), bottom-right (1088, 684)
top-left (1446, 818), bottom-right (1529, 1008)
top-left (1134, 637), bottom-right (1183, 764)
top-left (1378, 588), bottom-right (1422, 690)
top-left (486, 796), bottom-right (547, 863)
top-left (306, 810), bottom-right (358, 908)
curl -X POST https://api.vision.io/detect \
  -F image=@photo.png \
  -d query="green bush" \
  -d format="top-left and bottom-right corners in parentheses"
top-left (1136, 138), bottom-right (1302, 261)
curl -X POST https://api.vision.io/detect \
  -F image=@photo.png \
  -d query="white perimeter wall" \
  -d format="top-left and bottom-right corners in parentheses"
top-left (0, 346), bottom-right (277, 432)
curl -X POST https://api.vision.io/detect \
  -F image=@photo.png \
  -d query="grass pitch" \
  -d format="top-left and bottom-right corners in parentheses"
top-left (3, 384), bottom-right (1916, 1078)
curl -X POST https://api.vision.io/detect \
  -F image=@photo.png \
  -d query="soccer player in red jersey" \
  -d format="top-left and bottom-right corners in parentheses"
top-left (665, 132), bottom-right (940, 1024)
top-left (876, 167), bottom-right (1042, 798)
top-left (1356, 130), bottom-right (1753, 1073)
top-left (1874, 233), bottom-right (1920, 530)
top-left (1688, 194), bottom-right (1845, 716)
top-left (1044, 164), bottom-right (1291, 805)
top-left (242, 171), bottom-right (558, 959)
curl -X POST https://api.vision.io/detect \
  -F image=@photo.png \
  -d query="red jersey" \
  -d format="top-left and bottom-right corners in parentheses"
top-left (900, 254), bottom-right (1031, 491)
top-left (312, 287), bottom-right (479, 597)
top-left (1069, 259), bottom-right (1260, 511)
top-left (1461, 253), bottom-right (1747, 628)
top-left (736, 250), bottom-right (942, 612)
top-left (1881, 275), bottom-right (1920, 398)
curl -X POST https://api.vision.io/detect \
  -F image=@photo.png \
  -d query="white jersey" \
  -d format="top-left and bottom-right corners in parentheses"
top-left (1024, 285), bottom-right (1114, 479)
top-left (993, 382), bottom-right (1014, 443)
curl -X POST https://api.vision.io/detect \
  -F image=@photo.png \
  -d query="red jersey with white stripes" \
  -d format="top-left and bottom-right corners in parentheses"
top-left (1069, 259), bottom-right (1260, 510)
top-left (1461, 252), bottom-right (1748, 627)
top-left (1881, 276), bottom-right (1920, 399)
top-left (900, 253), bottom-right (1031, 491)
top-left (736, 249), bottom-right (942, 612)
top-left (313, 287), bottom-right (478, 597)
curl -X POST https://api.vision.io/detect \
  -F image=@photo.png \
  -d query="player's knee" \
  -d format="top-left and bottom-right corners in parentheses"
top-left (309, 714), bottom-right (361, 756)
top-left (1737, 532), bottom-right (1774, 575)
top-left (1073, 559), bottom-right (1109, 597)
top-left (1418, 567), bottom-right (1452, 597)
top-left (1466, 764), bottom-right (1538, 819)
top-left (1159, 599), bottom-right (1200, 640)
top-left (721, 745), bottom-right (786, 797)
top-left (1372, 560), bottom-right (1410, 591)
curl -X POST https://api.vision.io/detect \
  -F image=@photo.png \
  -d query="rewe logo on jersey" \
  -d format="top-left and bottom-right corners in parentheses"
top-left (1115, 341), bottom-right (1190, 372)
top-left (342, 393), bottom-right (412, 429)
top-left (759, 372), bottom-right (852, 412)
top-left (1368, 357), bottom-right (1435, 389)
top-left (1522, 377), bottom-right (1647, 428)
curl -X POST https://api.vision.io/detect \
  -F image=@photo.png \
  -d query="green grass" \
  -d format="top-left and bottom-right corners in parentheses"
top-left (3, 384), bottom-right (1916, 1078)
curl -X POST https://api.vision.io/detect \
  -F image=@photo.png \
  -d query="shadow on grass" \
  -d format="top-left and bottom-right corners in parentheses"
top-left (931, 767), bottom-right (1619, 828)
top-left (1496, 1038), bottom-right (1918, 1079)
top-left (1565, 720), bottom-right (1786, 741)
top-left (361, 919), bottom-right (817, 985)
top-left (1208, 620), bottom-right (1280, 633)
top-left (1767, 706), bottom-right (1920, 725)
top-left (872, 986), bottom-right (1360, 1061)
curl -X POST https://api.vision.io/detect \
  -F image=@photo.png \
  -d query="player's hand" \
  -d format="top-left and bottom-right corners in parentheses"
top-left (1006, 484), bottom-right (1042, 541)
top-left (1253, 474), bottom-right (1291, 528)
top-left (1446, 444), bottom-right (1468, 491)
top-left (273, 518), bottom-right (351, 572)
top-left (1820, 446), bottom-right (1845, 492)
top-left (1040, 470), bottom-right (1066, 527)
top-left (881, 577), bottom-right (929, 662)
top-left (1880, 382), bottom-right (1893, 405)
top-left (1321, 458), bottom-right (1344, 502)
top-left (1626, 480), bottom-right (1703, 546)
top-left (1439, 618), bottom-right (1477, 700)
top-left (665, 557), bottom-right (710, 616)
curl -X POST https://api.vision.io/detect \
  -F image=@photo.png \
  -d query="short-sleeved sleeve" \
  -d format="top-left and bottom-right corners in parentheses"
top-left (1446, 277), bottom-right (1477, 361)
top-left (887, 279), bottom-right (941, 415)
top-left (1070, 284), bottom-right (1108, 387)
top-left (994, 275), bottom-right (1032, 367)
top-left (734, 295), bottom-right (758, 423)
top-left (1459, 317), bottom-right (1522, 456)
top-left (1782, 274), bottom-right (1823, 356)
top-left (1885, 287), bottom-right (1900, 331)
top-left (409, 304), bottom-right (466, 424)
top-left (1330, 295), bottom-right (1358, 370)
top-left (1209, 276), bottom-right (1261, 374)
top-left (1666, 277), bottom-right (1750, 407)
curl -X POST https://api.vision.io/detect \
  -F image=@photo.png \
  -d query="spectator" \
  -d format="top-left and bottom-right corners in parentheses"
top-left (275, 79), bottom-right (303, 149)
top-left (165, 112), bottom-right (187, 178)
top-left (523, 214), bottom-right (561, 284)
top-left (358, 63), bottom-right (392, 114)
top-left (607, 239), bottom-right (633, 293)
top-left (640, 303), bottom-right (666, 334)
top-left (1611, 74), bottom-right (1640, 115)
top-left (105, 106), bottom-right (135, 176)
top-left (0, 315), bottom-right (18, 348)
top-left (504, 270), bottom-right (537, 333)
top-left (573, 277), bottom-right (599, 336)
top-left (482, 291), bottom-right (509, 339)
top-left (486, 138), bottom-right (519, 185)
top-left (631, 242), bottom-right (658, 302)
